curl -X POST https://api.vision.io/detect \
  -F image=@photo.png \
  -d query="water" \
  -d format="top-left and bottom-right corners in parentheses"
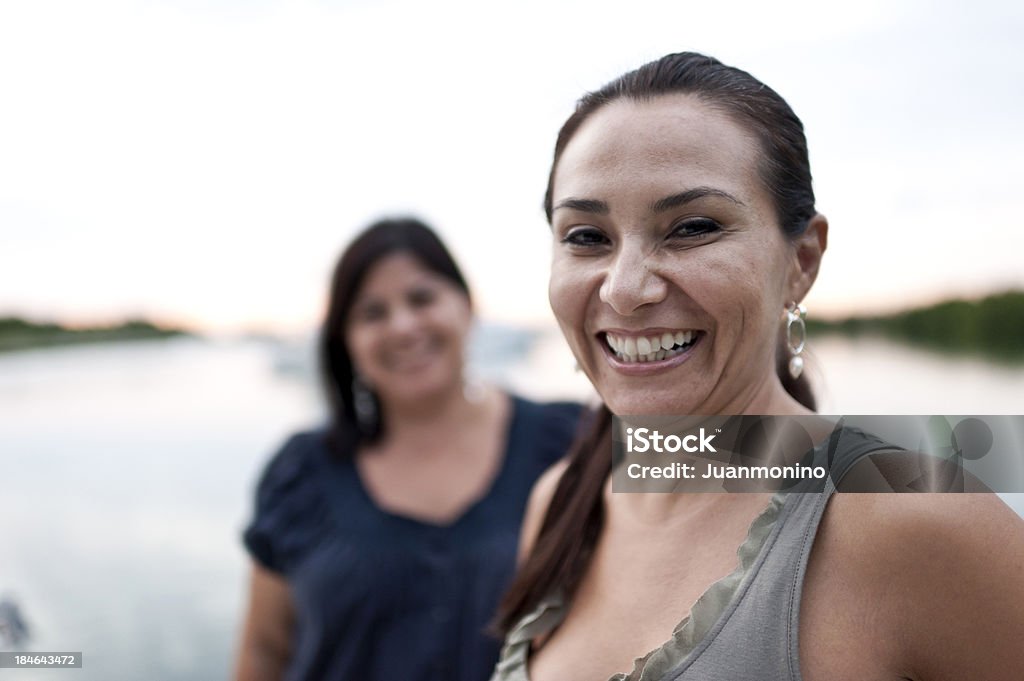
top-left (807, 335), bottom-right (1024, 414)
top-left (0, 338), bottom-right (320, 680)
top-left (0, 331), bottom-right (1021, 679)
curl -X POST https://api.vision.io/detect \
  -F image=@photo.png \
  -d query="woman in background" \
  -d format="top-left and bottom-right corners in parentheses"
top-left (236, 217), bottom-right (581, 681)
top-left (492, 52), bottom-right (1024, 681)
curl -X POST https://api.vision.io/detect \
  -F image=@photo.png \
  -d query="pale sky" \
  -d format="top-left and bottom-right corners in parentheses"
top-left (1, 0), bottom-right (1022, 332)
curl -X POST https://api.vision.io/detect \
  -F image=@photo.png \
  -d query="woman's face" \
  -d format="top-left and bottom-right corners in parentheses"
top-left (548, 94), bottom-right (816, 416)
top-left (345, 252), bottom-right (471, 409)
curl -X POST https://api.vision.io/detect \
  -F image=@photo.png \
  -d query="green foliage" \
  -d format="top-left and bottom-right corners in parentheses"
top-left (809, 291), bottom-right (1024, 362)
top-left (0, 317), bottom-right (189, 352)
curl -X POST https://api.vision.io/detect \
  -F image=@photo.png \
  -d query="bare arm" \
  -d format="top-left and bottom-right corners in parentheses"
top-left (805, 491), bottom-right (1024, 681)
top-left (894, 493), bottom-right (1024, 681)
top-left (517, 459), bottom-right (570, 565)
top-left (234, 562), bottom-right (296, 681)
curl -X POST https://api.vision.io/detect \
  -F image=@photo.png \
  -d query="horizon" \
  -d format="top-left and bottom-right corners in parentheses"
top-left (5, 285), bottom-right (1023, 337)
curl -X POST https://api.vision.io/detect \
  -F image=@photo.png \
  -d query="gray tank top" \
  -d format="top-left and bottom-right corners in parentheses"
top-left (491, 426), bottom-right (893, 681)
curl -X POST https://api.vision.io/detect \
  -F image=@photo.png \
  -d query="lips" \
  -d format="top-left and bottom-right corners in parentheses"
top-left (603, 330), bottom-right (700, 363)
top-left (378, 336), bottom-right (444, 372)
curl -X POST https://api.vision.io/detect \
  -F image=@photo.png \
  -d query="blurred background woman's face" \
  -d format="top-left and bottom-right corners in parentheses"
top-left (345, 252), bottom-right (472, 409)
top-left (548, 95), bottom-right (802, 416)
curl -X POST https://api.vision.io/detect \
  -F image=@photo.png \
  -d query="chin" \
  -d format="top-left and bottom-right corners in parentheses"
top-left (599, 385), bottom-right (706, 417)
top-left (599, 394), bottom-right (649, 418)
top-left (394, 364), bottom-right (462, 402)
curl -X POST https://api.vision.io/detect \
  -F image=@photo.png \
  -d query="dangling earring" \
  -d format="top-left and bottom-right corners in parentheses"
top-left (784, 302), bottom-right (807, 379)
top-left (351, 375), bottom-right (378, 432)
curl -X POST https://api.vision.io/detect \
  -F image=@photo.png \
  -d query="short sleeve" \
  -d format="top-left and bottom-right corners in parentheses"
top-left (242, 431), bottom-right (326, 574)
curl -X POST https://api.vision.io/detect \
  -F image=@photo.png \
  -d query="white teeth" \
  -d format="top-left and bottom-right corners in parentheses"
top-left (604, 330), bottom-right (699, 364)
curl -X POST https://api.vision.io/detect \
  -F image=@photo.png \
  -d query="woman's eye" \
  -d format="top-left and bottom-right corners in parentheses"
top-left (356, 303), bottom-right (387, 322)
top-left (561, 227), bottom-right (609, 248)
top-left (669, 218), bottom-right (722, 240)
top-left (407, 287), bottom-right (436, 308)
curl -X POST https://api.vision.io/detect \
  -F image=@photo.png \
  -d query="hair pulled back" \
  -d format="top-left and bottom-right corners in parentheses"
top-left (497, 51), bottom-right (818, 633)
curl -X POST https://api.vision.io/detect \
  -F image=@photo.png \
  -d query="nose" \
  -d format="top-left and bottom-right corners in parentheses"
top-left (598, 245), bottom-right (667, 315)
top-left (386, 304), bottom-right (421, 336)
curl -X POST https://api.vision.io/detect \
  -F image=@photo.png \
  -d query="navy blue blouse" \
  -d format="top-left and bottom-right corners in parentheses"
top-left (243, 396), bottom-right (582, 681)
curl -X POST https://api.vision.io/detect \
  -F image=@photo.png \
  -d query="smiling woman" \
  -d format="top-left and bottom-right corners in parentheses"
top-left (234, 218), bottom-right (582, 681)
top-left (342, 251), bottom-right (475, 441)
top-left (491, 52), bottom-right (1024, 681)
top-left (547, 92), bottom-right (826, 417)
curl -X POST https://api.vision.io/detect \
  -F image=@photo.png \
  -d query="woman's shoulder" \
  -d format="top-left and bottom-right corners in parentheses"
top-left (808, 490), bottom-right (1024, 678)
top-left (821, 490), bottom-right (1024, 575)
top-left (255, 428), bottom-right (332, 493)
top-left (517, 458), bottom-right (572, 559)
top-left (820, 489), bottom-right (1024, 563)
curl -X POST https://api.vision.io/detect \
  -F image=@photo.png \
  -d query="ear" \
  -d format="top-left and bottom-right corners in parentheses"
top-left (788, 213), bottom-right (828, 303)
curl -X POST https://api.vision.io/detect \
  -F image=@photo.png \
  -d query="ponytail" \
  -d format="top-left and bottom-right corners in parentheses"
top-left (494, 357), bottom-right (814, 634)
top-left (493, 406), bottom-right (611, 634)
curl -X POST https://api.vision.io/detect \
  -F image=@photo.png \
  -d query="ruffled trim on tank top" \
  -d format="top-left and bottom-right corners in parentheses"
top-left (490, 491), bottom-right (786, 681)
top-left (492, 588), bottom-right (567, 680)
top-left (620, 490), bottom-right (785, 680)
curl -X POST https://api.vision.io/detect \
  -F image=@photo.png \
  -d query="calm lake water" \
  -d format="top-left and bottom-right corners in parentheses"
top-left (0, 331), bottom-right (1022, 680)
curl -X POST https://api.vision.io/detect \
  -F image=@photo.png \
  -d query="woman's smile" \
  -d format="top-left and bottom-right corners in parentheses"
top-left (376, 333), bottom-right (446, 373)
top-left (548, 94), bottom-right (799, 415)
top-left (346, 252), bottom-right (472, 406)
top-left (598, 329), bottom-right (704, 374)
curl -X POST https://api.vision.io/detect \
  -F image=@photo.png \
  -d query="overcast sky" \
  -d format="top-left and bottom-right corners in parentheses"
top-left (1, 0), bottom-right (1021, 332)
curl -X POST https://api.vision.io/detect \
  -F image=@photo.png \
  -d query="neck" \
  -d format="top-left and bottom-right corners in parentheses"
top-left (377, 379), bottom-right (492, 443)
top-left (611, 481), bottom-right (771, 526)
top-left (612, 371), bottom-right (814, 519)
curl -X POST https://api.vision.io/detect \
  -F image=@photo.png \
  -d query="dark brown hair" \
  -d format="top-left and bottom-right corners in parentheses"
top-left (319, 217), bottom-right (470, 453)
top-left (496, 51), bottom-right (818, 633)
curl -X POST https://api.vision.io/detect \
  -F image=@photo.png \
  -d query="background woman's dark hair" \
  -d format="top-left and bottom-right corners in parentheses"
top-left (319, 217), bottom-right (470, 453)
top-left (496, 51), bottom-right (818, 634)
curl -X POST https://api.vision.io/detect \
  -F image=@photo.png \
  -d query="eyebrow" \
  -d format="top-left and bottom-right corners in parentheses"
top-left (553, 187), bottom-right (743, 216)
top-left (651, 187), bottom-right (744, 213)
top-left (551, 198), bottom-right (609, 215)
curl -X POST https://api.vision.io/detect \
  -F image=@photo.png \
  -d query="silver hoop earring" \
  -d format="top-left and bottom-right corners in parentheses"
top-left (351, 376), bottom-right (378, 431)
top-left (785, 302), bottom-right (807, 379)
